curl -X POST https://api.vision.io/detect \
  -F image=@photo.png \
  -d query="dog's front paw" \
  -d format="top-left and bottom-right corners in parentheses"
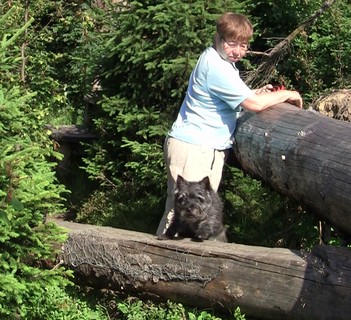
top-left (157, 233), bottom-right (170, 240)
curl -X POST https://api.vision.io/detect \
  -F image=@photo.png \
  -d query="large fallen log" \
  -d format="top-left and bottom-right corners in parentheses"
top-left (52, 219), bottom-right (351, 320)
top-left (233, 103), bottom-right (351, 240)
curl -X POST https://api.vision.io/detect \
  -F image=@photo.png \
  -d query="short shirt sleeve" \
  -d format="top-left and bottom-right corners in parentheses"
top-left (207, 57), bottom-right (254, 110)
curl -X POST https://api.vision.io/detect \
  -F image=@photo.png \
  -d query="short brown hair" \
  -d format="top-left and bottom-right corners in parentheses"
top-left (216, 12), bottom-right (253, 43)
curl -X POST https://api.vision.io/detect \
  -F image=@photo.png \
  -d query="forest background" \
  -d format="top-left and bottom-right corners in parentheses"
top-left (1, 0), bottom-right (350, 319)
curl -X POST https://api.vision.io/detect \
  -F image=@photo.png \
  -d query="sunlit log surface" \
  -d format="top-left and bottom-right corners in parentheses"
top-left (52, 219), bottom-right (351, 320)
top-left (233, 103), bottom-right (351, 239)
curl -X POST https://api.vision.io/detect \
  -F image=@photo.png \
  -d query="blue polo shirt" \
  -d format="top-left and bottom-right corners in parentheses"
top-left (169, 46), bottom-right (254, 150)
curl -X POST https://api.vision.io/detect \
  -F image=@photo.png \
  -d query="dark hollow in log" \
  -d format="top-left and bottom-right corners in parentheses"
top-left (52, 219), bottom-right (351, 320)
top-left (233, 103), bottom-right (351, 239)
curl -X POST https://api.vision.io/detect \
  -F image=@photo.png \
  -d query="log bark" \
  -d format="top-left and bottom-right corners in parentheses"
top-left (233, 103), bottom-right (351, 239)
top-left (52, 219), bottom-right (351, 320)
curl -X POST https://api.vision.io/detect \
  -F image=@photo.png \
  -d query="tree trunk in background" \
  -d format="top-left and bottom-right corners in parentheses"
top-left (52, 219), bottom-right (351, 320)
top-left (233, 103), bottom-right (351, 240)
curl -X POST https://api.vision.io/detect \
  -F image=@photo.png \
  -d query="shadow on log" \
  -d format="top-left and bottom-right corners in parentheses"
top-left (233, 103), bottom-right (351, 240)
top-left (52, 219), bottom-right (351, 320)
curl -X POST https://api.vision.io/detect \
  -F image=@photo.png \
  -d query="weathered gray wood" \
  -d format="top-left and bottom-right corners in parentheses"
top-left (233, 103), bottom-right (351, 239)
top-left (52, 219), bottom-right (351, 320)
top-left (46, 124), bottom-right (97, 143)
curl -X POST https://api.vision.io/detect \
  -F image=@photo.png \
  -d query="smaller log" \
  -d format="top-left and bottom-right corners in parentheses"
top-left (45, 124), bottom-right (98, 171)
top-left (52, 219), bottom-right (351, 320)
top-left (45, 124), bottom-right (98, 143)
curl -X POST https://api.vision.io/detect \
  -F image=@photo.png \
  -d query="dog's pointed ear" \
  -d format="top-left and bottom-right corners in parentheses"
top-left (200, 176), bottom-right (211, 190)
top-left (177, 175), bottom-right (185, 183)
top-left (176, 175), bottom-right (187, 188)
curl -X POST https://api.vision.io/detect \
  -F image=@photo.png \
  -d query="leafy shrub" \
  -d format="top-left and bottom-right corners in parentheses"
top-left (222, 166), bottom-right (319, 249)
top-left (0, 8), bottom-right (72, 318)
top-left (0, 85), bottom-right (71, 318)
top-left (21, 286), bottom-right (108, 320)
top-left (116, 298), bottom-right (245, 320)
top-left (76, 188), bottom-right (162, 234)
top-left (246, 0), bottom-right (351, 101)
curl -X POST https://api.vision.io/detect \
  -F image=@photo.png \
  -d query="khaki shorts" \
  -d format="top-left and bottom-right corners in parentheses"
top-left (156, 136), bottom-right (228, 236)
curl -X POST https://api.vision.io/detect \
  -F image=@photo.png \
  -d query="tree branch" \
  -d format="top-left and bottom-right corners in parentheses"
top-left (245, 0), bottom-right (336, 88)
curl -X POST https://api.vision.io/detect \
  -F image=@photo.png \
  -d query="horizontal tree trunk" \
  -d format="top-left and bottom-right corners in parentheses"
top-left (233, 103), bottom-right (351, 239)
top-left (53, 219), bottom-right (351, 320)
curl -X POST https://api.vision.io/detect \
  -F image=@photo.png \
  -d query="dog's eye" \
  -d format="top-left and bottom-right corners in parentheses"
top-left (196, 195), bottom-right (205, 203)
top-left (176, 192), bottom-right (188, 202)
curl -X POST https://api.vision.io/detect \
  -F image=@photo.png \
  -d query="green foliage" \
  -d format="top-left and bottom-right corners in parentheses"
top-left (0, 5), bottom-right (31, 87)
top-left (0, 85), bottom-right (72, 318)
top-left (98, 0), bottom-right (242, 102)
top-left (76, 188), bottom-right (162, 234)
top-left (21, 286), bottom-right (108, 320)
top-left (247, 0), bottom-right (320, 38)
top-left (233, 307), bottom-right (246, 320)
top-left (246, 0), bottom-right (351, 99)
top-left (222, 166), bottom-right (319, 249)
top-left (0, 7), bottom-right (74, 318)
top-left (0, 0), bottom-right (107, 125)
top-left (290, 0), bottom-right (351, 96)
top-left (116, 298), bottom-right (245, 320)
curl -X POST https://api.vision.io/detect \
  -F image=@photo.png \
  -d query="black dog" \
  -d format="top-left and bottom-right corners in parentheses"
top-left (159, 175), bottom-right (227, 242)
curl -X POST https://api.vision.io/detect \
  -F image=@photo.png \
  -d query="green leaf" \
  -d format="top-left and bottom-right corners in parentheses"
top-left (10, 198), bottom-right (24, 211)
top-left (0, 209), bottom-right (10, 225)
